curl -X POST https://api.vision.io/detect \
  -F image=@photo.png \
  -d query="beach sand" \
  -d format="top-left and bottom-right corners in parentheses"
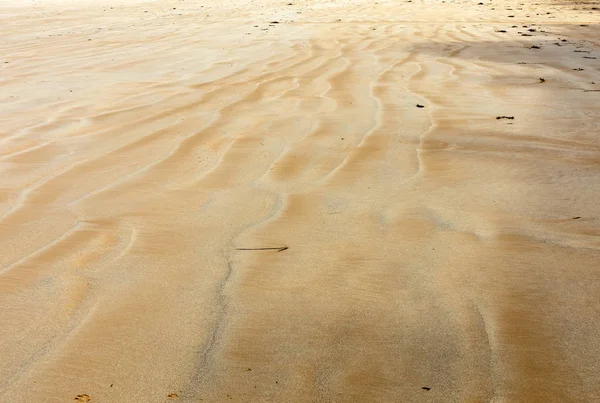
top-left (1, 0), bottom-right (600, 401)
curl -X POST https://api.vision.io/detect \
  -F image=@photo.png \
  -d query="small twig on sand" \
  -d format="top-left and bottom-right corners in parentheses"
top-left (235, 246), bottom-right (289, 252)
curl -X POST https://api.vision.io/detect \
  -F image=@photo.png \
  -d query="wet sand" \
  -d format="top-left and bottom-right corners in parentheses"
top-left (1, 0), bottom-right (600, 401)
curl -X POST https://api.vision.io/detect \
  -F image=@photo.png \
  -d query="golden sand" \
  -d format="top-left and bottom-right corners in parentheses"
top-left (1, 0), bottom-right (600, 401)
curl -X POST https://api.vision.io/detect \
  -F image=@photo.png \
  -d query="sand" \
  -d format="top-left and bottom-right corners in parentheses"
top-left (1, 0), bottom-right (600, 401)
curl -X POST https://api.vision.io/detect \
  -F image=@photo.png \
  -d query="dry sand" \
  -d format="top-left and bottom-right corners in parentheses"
top-left (1, 0), bottom-right (600, 401)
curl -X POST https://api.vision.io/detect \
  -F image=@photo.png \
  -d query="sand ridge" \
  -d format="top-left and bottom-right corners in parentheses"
top-left (1, 0), bottom-right (600, 402)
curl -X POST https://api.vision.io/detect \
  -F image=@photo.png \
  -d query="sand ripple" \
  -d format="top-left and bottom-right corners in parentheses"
top-left (1, 0), bottom-right (600, 401)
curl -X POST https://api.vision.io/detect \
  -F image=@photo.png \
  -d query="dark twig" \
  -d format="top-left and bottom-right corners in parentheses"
top-left (235, 246), bottom-right (289, 252)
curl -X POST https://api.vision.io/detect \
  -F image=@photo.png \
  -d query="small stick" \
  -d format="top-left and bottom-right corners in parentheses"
top-left (235, 246), bottom-right (289, 252)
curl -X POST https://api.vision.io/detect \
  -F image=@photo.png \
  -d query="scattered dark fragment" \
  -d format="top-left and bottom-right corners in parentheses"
top-left (573, 217), bottom-right (581, 219)
top-left (478, 2), bottom-right (483, 4)
top-left (574, 50), bottom-right (590, 53)
top-left (573, 68), bottom-right (584, 71)
top-left (167, 393), bottom-right (178, 399)
top-left (74, 396), bottom-right (91, 403)
top-left (512, 25), bottom-right (518, 27)
top-left (497, 30), bottom-right (507, 32)
top-left (422, 387), bottom-right (431, 391)
top-left (580, 24), bottom-right (588, 26)
top-left (110, 384), bottom-right (113, 387)
top-left (508, 15), bottom-right (515, 17)
top-left (561, 39), bottom-right (567, 42)
top-left (583, 56), bottom-right (597, 59)
top-left (521, 33), bottom-right (532, 36)
top-left (530, 45), bottom-right (541, 49)
top-left (416, 104), bottom-right (425, 108)
top-left (496, 116), bottom-right (515, 120)
top-left (270, 21), bottom-right (279, 24)
top-left (528, 28), bottom-right (536, 32)
top-left (245, 368), bottom-right (252, 371)
top-left (539, 77), bottom-right (545, 83)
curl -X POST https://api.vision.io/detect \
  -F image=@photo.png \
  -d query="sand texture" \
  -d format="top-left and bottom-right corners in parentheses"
top-left (1, 0), bottom-right (600, 401)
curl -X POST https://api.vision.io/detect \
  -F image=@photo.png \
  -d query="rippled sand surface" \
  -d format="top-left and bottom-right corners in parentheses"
top-left (1, 0), bottom-right (600, 401)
